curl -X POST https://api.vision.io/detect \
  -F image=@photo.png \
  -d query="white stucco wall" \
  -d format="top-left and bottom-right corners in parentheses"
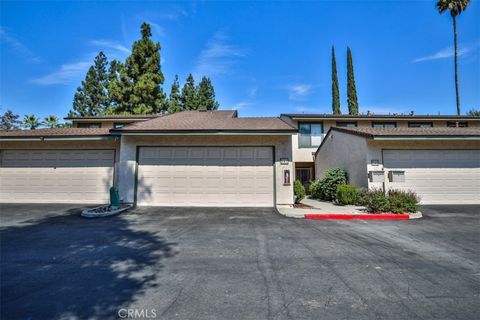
top-left (314, 131), bottom-right (369, 187)
top-left (117, 134), bottom-right (294, 206)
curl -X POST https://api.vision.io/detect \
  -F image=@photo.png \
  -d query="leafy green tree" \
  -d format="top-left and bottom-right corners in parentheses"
top-left (196, 76), bottom-right (219, 110)
top-left (21, 114), bottom-right (42, 130)
top-left (436, 0), bottom-right (471, 115)
top-left (467, 108), bottom-right (480, 116)
top-left (347, 47), bottom-right (359, 115)
top-left (71, 52), bottom-right (110, 116)
top-left (43, 115), bottom-right (60, 128)
top-left (180, 74), bottom-right (198, 110)
top-left (0, 110), bottom-right (20, 130)
top-left (331, 46), bottom-right (341, 114)
top-left (167, 75), bottom-right (183, 114)
top-left (110, 22), bottom-right (166, 114)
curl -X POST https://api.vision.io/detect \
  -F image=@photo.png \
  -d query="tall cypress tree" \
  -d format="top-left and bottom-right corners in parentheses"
top-left (110, 22), bottom-right (166, 114)
top-left (180, 74), bottom-right (198, 110)
top-left (167, 75), bottom-right (183, 114)
top-left (197, 77), bottom-right (219, 110)
top-left (347, 47), bottom-right (359, 115)
top-left (331, 46), bottom-right (341, 114)
top-left (71, 52), bottom-right (110, 116)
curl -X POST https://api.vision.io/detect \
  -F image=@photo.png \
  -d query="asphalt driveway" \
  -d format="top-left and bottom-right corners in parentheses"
top-left (1, 204), bottom-right (479, 320)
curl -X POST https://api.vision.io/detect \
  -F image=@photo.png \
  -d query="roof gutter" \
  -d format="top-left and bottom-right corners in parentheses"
top-left (285, 116), bottom-right (480, 121)
top-left (0, 136), bottom-right (116, 141)
top-left (110, 131), bottom-right (296, 136)
top-left (372, 136), bottom-right (480, 141)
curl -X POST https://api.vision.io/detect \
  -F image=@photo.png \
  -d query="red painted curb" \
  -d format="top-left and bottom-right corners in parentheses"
top-left (304, 213), bottom-right (410, 220)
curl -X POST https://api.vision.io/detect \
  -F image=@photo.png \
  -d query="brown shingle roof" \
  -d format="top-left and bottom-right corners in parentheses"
top-left (330, 126), bottom-right (480, 138)
top-left (0, 128), bottom-right (111, 138)
top-left (283, 113), bottom-right (480, 120)
top-left (113, 110), bottom-right (296, 132)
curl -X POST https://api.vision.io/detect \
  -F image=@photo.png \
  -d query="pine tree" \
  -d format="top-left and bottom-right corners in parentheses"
top-left (180, 74), bottom-right (198, 110)
top-left (71, 52), bottom-right (110, 116)
top-left (347, 47), bottom-right (359, 115)
top-left (0, 110), bottom-right (20, 130)
top-left (331, 46), bottom-right (341, 114)
top-left (197, 77), bottom-right (219, 110)
top-left (110, 22), bottom-right (166, 114)
top-left (167, 75), bottom-right (183, 114)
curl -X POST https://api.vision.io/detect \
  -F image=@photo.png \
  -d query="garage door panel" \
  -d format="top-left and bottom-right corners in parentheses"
top-left (383, 149), bottom-right (480, 204)
top-left (0, 150), bottom-right (114, 203)
top-left (137, 146), bottom-right (274, 207)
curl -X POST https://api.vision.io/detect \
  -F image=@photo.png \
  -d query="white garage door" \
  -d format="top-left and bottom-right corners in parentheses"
top-left (383, 149), bottom-right (480, 204)
top-left (0, 150), bottom-right (115, 203)
top-left (137, 146), bottom-right (274, 207)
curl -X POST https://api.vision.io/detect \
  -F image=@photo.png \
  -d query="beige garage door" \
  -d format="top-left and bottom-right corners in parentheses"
top-left (0, 149), bottom-right (115, 203)
top-left (137, 146), bottom-right (274, 207)
top-left (383, 149), bottom-right (480, 204)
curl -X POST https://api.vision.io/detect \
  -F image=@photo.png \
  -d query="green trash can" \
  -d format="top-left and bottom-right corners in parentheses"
top-left (110, 186), bottom-right (120, 210)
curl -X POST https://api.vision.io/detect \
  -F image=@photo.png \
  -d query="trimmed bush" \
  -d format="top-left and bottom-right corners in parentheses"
top-left (312, 167), bottom-right (348, 201)
top-left (336, 184), bottom-right (357, 205)
top-left (310, 180), bottom-right (321, 199)
top-left (366, 189), bottom-right (390, 213)
top-left (293, 180), bottom-right (306, 204)
top-left (355, 187), bottom-right (369, 206)
top-left (387, 189), bottom-right (419, 213)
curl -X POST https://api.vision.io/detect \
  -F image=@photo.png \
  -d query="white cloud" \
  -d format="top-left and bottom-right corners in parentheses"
top-left (287, 84), bottom-right (313, 100)
top-left (30, 61), bottom-right (91, 85)
top-left (412, 46), bottom-right (469, 63)
top-left (232, 102), bottom-right (252, 110)
top-left (0, 27), bottom-right (41, 63)
top-left (194, 32), bottom-right (247, 76)
top-left (90, 40), bottom-right (130, 54)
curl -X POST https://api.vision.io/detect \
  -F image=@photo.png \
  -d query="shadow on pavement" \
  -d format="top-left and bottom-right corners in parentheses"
top-left (0, 207), bottom-right (177, 320)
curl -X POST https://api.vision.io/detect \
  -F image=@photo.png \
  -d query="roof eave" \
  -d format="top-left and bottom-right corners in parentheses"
top-left (0, 135), bottom-right (115, 141)
top-left (110, 130), bottom-right (296, 136)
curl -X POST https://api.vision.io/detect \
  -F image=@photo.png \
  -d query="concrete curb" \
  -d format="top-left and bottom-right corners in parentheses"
top-left (304, 212), bottom-right (422, 220)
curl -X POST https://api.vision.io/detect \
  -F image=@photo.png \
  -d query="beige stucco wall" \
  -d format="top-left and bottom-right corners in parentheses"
top-left (117, 135), bottom-right (294, 206)
top-left (314, 131), bottom-right (369, 187)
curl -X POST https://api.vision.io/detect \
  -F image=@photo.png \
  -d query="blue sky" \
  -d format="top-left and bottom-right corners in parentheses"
top-left (1, 1), bottom-right (479, 119)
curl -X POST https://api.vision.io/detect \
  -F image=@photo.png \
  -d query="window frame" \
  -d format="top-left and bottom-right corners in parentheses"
top-left (408, 122), bottom-right (433, 128)
top-left (298, 122), bottom-right (324, 148)
top-left (336, 121), bottom-right (358, 127)
top-left (372, 122), bottom-right (397, 128)
top-left (77, 123), bottom-right (102, 128)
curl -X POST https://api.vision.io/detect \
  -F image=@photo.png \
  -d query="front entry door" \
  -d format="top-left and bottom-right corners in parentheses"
top-left (295, 167), bottom-right (313, 192)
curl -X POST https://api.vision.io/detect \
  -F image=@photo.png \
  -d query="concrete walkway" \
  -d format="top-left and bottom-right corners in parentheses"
top-left (277, 197), bottom-right (365, 218)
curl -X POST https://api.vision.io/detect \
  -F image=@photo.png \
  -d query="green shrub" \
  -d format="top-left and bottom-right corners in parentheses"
top-left (293, 180), bottom-right (306, 204)
top-left (310, 180), bottom-right (321, 199)
top-left (336, 184), bottom-right (357, 205)
top-left (387, 189), bottom-right (419, 213)
top-left (366, 189), bottom-right (390, 213)
top-left (355, 187), bottom-right (369, 206)
top-left (313, 167), bottom-right (348, 201)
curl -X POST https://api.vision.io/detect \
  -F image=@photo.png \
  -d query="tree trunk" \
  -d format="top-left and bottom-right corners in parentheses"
top-left (453, 15), bottom-right (461, 115)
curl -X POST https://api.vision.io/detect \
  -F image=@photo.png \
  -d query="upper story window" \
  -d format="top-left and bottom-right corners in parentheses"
top-left (113, 123), bottom-right (126, 128)
top-left (77, 123), bottom-right (101, 128)
top-left (372, 122), bottom-right (397, 128)
top-left (298, 123), bottom-right (323, 148)
top-left (336, 121), bottom-right (357, 127)
top-left (447, 121), bottom-right (468, 128)
top-left (408, 122), bottom-right (433, 128)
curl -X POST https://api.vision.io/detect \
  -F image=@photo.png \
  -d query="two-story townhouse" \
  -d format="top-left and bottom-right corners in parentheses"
top-left (280, 113), bottom-right (480, 190)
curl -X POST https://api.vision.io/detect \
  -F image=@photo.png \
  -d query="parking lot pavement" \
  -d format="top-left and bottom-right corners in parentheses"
top-left (1, 204), bottom-right (479, 320)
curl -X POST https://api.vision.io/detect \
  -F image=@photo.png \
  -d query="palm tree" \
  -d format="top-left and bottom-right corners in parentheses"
top-left (43, 115), bottom-right (60, 128)
top-left (436, 0), bottom-right (471, 115)
top-left (21, 114), bottom-right (42, 130)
